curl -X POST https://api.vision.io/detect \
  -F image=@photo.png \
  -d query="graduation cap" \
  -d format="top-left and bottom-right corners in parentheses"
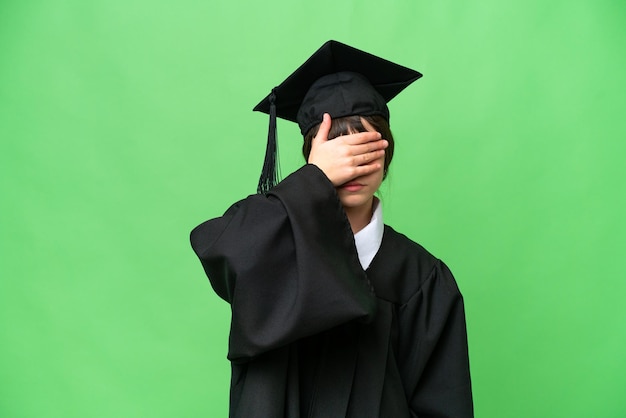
top-left (254, 40), bottom-right (422, 194)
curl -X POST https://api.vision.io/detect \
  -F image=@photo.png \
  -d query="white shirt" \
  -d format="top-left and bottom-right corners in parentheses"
top-left (353, 198), bottom-right (384, 270)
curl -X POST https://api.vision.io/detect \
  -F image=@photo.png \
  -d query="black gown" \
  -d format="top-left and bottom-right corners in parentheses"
top-left (190, 164), bottom-right (473, 418)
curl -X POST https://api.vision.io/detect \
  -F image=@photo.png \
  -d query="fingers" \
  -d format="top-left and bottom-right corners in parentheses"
top-left (313, 113), bottom-right (332, 143)
top-left (341, 130), bottom-right (382, 145)
top-left (349, 139), bottom-right (388, 156)
top-left (349, 159), bottom-right (384, 179)
top-left (354, 149), bottom-right (386, 166)
top-left (308, 114), bottom-right (387, 186)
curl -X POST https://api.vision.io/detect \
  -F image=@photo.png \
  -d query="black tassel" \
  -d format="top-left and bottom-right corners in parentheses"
top-left (257, 88), bottom-right (280, 194)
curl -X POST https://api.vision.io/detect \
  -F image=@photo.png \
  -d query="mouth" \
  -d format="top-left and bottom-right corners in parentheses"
top-left (340, 182), bottom-right (365, 192)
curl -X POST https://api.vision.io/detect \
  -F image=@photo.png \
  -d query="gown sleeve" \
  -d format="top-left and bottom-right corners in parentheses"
top-left (398, 260), bottom-right (474, 418)
top-left (190, 164), bottom-right (377, 363)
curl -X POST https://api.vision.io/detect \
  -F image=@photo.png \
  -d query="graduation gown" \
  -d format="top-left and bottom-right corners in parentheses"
top-left (190, 165), bottom-right (473, 418)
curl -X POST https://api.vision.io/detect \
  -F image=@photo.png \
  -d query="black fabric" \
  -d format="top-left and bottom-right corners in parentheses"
top-left (296, 72), bottom-right (390, 137)
top-left (254, 41), bottom-right (422, 134)
top-left (190, 165), bottom-right (473, 417)
top-left (253, 40), bottom-right (421, 195)
top-left (253, 40), bottom-right (422, 133)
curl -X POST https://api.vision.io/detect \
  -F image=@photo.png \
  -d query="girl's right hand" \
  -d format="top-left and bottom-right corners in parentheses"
top-left (308, 113), bottom-right (388, 186)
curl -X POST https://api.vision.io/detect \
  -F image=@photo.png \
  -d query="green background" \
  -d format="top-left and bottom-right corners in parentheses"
top-left (1, 1), bottom-right (625, 417)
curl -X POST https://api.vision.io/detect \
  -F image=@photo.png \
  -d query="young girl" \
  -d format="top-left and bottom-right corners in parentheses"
top-left (191, 40), bottom-right (473, 418)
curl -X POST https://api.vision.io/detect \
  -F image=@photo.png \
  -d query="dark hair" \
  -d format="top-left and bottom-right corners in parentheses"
top-left (302, 115), bottom-right (394, 179)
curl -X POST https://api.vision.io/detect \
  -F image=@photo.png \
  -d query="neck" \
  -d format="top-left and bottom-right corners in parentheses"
top-left (344, 198), bottom-right (374, 234)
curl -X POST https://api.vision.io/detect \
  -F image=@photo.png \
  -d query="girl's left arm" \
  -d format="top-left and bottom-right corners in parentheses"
top-left (397, 261), bottom-right (474, 417)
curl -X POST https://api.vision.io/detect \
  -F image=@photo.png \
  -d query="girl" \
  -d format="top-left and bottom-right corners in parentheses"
top-left (191, 40), bottom-right (473, 418)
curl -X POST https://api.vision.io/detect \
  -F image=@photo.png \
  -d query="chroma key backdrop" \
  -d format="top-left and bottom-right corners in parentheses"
top-left (1, 1), bottom-right (625, 417)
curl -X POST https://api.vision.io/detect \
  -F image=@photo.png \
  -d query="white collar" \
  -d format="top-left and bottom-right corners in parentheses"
top-left (353, 197), bottom-right (384, 270)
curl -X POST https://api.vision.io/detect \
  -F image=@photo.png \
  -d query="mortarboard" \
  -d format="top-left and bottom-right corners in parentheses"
top-left (254, 40), bottom-right (422, 194)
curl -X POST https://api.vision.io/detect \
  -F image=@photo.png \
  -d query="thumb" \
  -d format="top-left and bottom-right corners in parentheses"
top-left (313, 113), bottom-right (332, 143)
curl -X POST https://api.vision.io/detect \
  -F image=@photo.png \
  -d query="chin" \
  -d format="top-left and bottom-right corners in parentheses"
top-left (338, 194), bottom-right (373, 209)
